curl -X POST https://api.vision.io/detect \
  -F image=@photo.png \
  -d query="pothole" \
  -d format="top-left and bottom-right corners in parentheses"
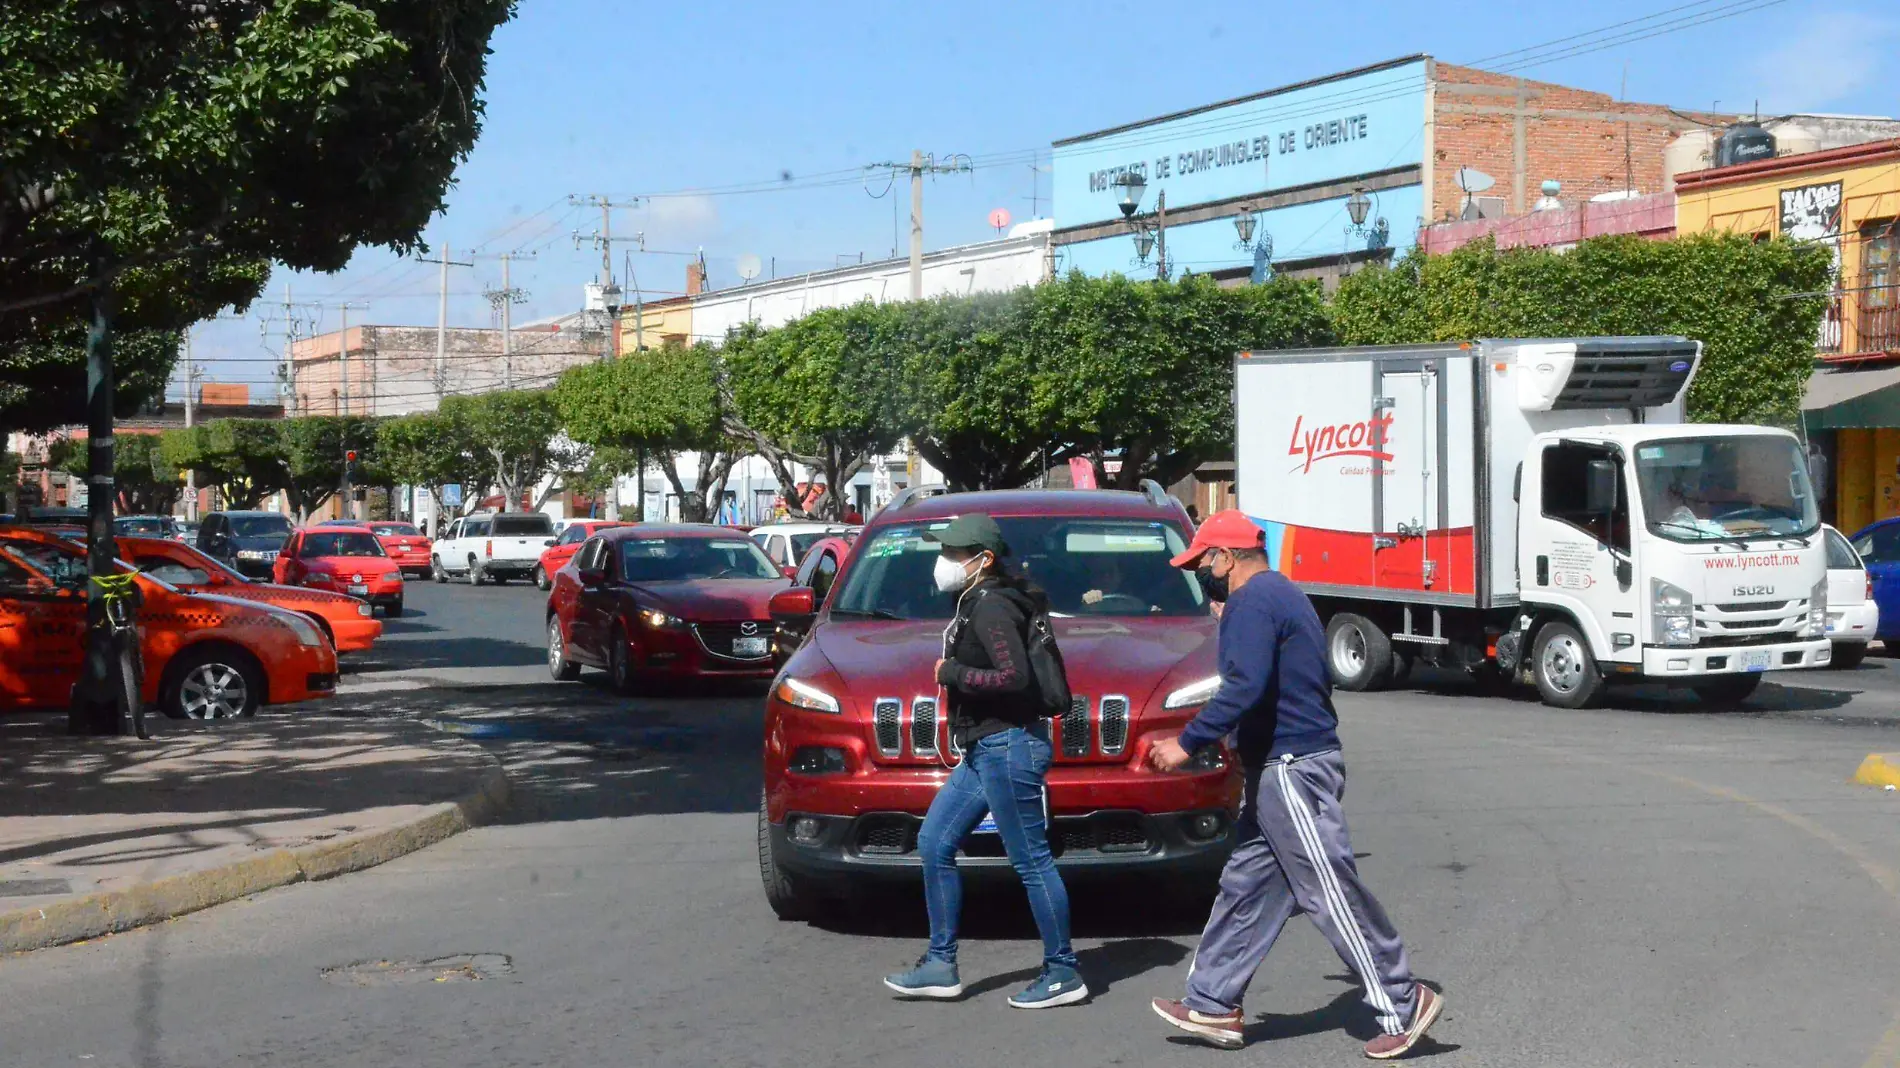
top-left (320, 953), bottom-right (513, 987)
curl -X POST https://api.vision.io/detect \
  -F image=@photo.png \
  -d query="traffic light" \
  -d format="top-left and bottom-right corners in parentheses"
top-left (345, 449), bottom-right (358, 465)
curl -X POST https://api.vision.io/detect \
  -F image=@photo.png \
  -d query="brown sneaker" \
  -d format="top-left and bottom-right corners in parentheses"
top-left (1364, 985), bottom-right (1444, 1060)
top-left (1151, 997), bottom-right (1245, 1049)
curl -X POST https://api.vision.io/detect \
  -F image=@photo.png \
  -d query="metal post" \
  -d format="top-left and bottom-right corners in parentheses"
top-left (183, 327), bottom-right (197, 521)
top-left (909, 149), bottom-right (924, 301)
top-left (1156, 190), bottom-right (1168, 281)
top-left (434, 245), bottom-right (450, 402)
top-left (500, 253), bottom-right (513, 391)
top-left (338, 304), bottom-right (350, 414)
top-left (72, 269), bottom-right (124, 735)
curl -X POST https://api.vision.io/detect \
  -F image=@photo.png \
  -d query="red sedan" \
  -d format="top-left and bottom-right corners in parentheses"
top-left (319, 519), bottom-right (431, 578)
top-left (275, 527), bottom-right (405, 617)
top-left (535, 519), bottom-right (628, 590)
top-left (545, 525), bottom-right (790, 691)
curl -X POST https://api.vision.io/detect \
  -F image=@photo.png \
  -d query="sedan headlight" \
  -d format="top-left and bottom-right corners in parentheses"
top-left (1651, 578), bottom-right (1694, 647)
top-left (1163, 674), bottom-right (1222, 710)
top-left (1805, 576), bottom-right (1828, 638)
top-left (357, 603), bottom-right (374, 618)
top-left (639, 608), bottom-right (685, 630)
top-left (775, 677), bottom-right (840, 714)
top-left (280, 611), bottom-right (326, 648)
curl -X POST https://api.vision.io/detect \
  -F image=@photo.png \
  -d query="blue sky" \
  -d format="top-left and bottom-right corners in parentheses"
top-left (188, 0), bottom-right (1900, 402)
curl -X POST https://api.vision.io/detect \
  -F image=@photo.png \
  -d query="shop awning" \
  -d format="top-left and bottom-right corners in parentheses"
top-left (1802, 366), bottom-right (1900, 411)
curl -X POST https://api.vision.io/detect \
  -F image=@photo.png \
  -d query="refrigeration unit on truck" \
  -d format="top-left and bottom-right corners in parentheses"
top-left (1233, 336), bottom-right (1830, 709)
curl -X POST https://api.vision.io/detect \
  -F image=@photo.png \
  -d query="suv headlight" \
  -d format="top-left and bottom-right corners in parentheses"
top-left (1805, 576), bottom-right (1828, 638)
top-left (1163, 674), bottom-right (1222, 710)
top-left (1651, 578), bottom-right (1694, 647)
top-left (775, 677), bottom-right (840, 714)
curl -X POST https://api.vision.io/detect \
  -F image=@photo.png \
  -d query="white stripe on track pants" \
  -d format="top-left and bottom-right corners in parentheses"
top-left (1183, 750), bottom-right (1418, 1036)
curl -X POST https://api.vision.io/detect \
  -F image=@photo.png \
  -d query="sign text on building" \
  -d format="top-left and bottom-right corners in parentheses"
top-left (1086, 113), bottom-right (1371, 194)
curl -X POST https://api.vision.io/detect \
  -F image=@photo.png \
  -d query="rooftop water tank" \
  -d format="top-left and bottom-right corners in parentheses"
top-left (1664, 129), bottom-right (1716, 190)
top-left (1715, 121), bottom-right (1776, 167)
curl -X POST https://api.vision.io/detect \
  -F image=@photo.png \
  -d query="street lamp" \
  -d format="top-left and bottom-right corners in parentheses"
top-left (1132, 224), bottom-right (1156, 262)
top-left (1346, 187), bottom-right (1372, 228)
top-left (1233, 208), bottom-right (1257, 246)
top-left (1114, 171), bottom-right (1146, 219)
top-left (1114, 171), bottom-right (1167, 279)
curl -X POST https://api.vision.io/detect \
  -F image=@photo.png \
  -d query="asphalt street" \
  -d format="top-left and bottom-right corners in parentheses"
top-left (4, 577), bottom-right (1900, 1067)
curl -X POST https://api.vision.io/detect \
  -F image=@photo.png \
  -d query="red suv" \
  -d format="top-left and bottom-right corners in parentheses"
top-left (758, 487), bottom-right (1239, 919)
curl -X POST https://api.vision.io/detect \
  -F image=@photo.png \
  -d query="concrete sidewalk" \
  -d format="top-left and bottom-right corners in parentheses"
top-left (0, 711), bottom-right (508, 954)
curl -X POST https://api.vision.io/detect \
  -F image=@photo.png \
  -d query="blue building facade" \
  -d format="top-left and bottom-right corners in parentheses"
top-left (1051, 56), bottom-right (1429, 284)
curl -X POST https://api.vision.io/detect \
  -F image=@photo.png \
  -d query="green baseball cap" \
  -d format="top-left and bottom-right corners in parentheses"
top-left (925, 513), bottom-right (1010, 557)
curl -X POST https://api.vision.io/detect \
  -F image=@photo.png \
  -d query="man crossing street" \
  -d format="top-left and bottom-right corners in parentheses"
top-left (1148, 509), bottom-right (1444, 1060)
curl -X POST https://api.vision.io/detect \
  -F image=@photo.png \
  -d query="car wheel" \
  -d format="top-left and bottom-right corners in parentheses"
top-left (1692, 674), bottom-right (1762, 708)
top-left (385, 598), bottom-right (404, 619)
top-left (548, 615), bottom-right (581, 681)
top-left (607, 624), bottom-right (635, 694)
top-left (161, 645), bottom-right (263, 720)
top-left (533, 565), bottom-right (549, 591)
top-left (432, 556), bottom-right (447, 584)
top-left (1325, 613), bottom-right (1393, 692)
top-left (468, 557), bottom-right (485, 586)
top-left (1831, 641), bottom-right (1868, 670)
top-left (1531, 622), bottom-right (1602, 709)
top-left (758, 789), bottom-right (813, 921)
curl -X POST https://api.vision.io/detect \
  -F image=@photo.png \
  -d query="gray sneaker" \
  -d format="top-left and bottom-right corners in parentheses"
top-left (1007, 964), bottom-right (1088, 1009)
top-left (884, 956), bottom-right (963, 999)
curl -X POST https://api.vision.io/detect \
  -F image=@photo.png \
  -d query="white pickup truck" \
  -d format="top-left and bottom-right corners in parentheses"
top-left (432, 511), bottom-right (556, 586)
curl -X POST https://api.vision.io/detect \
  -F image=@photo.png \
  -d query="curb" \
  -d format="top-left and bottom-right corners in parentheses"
top-left (0, 758), bottom-right (510, 955)
top-left (1853, 753), bottom-right (1900, 790)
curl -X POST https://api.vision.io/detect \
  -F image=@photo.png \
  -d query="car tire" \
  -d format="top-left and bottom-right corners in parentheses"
top-left (385, 598), bottom-right (404, 619)
top-left (1831, 641), bottom-right (1868, 670)
top-left (161, 644), bottom-right (264, 720)
top-left (468, 557), bottom-right (485, 586)
top-left (758, 790), bottom-right (813, 921)
top-left (1692, 674), bottom-right (1762, 708)
top-left (432, 556), bottom-right (447, 584)
top-left (533, 565), bottom-right (549, 591)
top-left (548, 615), bottom-right (582, 681)
top-left (1531, 622), bottom-right (1602, 709)
top-left (1325, 613), bottom-right (1393, 692)
top-left (607, 624), bottom-right (635, 694)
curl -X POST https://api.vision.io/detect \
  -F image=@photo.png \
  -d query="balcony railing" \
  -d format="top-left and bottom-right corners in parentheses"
top-left (1818, 287), bottom-right (1900, 359)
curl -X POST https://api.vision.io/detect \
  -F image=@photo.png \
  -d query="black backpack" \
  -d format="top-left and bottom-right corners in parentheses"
top-left (1022, 606), bottom-right (1073, 719)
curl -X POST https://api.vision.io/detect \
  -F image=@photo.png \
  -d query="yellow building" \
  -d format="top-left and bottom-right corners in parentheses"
top-left (617, 293), bottom-right (694, 354)
top-left (1676, 139), bottom-right (1900, 532)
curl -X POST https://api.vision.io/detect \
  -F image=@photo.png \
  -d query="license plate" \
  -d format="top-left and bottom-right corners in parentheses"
top-left (1740, 649), bottom-right (1772, 672)
top-left (347, 584), bottom-right (369, 596)
top-left (733, 635), bottom-right (768, 657)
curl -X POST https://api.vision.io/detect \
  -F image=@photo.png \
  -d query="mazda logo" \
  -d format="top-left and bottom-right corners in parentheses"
top-left (739, 621), bottom-right (759, 635)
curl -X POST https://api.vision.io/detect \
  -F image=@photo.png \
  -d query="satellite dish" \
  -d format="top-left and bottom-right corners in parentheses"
top-left (989, 208), bottom-right (1012, 232)
top-left (736, 253), bottom-right (762, 282)
top-left (1455, 167), bottom-right (1496, 194)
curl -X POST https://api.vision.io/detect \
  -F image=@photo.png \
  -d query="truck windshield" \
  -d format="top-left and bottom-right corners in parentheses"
top-left (1635, 436), bottom-right (1818, 542)
top-left (830, 517), bottom-right (1207, 621)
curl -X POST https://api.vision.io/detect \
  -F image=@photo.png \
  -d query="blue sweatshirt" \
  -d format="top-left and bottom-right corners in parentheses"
top-left (1177, 569), bottom-right (1340, 765)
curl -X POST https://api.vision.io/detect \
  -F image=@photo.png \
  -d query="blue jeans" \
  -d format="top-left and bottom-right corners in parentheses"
top-left (917, 723), bottom-right (1077, 969)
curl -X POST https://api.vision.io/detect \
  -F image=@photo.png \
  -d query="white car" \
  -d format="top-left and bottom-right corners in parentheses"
top-left (432, 511), bottom-right (557, 586)
top-left (1823, 524), bottom-right (1879, 669)
top-left (750, 522), bottom-right (859, 575)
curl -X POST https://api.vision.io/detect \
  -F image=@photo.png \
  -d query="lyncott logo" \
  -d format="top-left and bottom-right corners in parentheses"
top-left (1286, 412), bottom-right (1396, 473)
top-left (1702, 553), bottom-right (1802, 571)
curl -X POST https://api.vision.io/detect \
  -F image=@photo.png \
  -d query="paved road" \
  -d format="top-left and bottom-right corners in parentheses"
top-left (4, 578), bottom-right (1900, 1067)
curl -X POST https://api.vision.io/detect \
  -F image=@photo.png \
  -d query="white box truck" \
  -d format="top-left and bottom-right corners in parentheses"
top-left (1234, 336), bottom-right (1831, 708)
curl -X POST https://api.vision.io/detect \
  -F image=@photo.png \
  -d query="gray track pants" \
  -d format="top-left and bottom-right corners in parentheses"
top-left (1184, 750), bottom-right (1418, 1036)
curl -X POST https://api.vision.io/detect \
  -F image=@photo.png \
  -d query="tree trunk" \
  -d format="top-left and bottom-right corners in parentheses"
top-left (699, 450), bottom-right (738, 523)
top-left (656, 453), bottom-right (705, 523)
top-left (70, 274), bottom-right (128, 736)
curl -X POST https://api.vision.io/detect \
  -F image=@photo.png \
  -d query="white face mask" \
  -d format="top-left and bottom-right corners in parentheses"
top-left (933, 553), bottom-right (978, 594)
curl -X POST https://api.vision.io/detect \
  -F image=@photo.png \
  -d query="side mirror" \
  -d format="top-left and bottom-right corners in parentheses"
top-left (769, 586), bottom-right (817, 625)
top-left (781, 565), bottom-right (798, 579)
top-left (1584, 459), bottom-right (1617, 515)
top-left (577, 568), bottom-right (605, 588)
top-left (544, 539), bottom-right (557, 547)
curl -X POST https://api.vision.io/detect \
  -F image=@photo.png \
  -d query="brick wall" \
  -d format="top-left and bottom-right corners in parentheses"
top-left (290, 322), bottom-right (599, 417)
top-left (1429, 62), bottom-right (1725, 222)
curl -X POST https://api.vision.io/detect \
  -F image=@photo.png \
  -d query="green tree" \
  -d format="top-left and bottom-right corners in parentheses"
top-left (164, 420), bottom-right (285, 510)
top-left (442, 390), bottom-right (567, 513)
top-left (556, 343), bottom-right (741, 523)
top-left (276, 415), bottom-right (378, 522)
top-left (725, 306), bottom-right (909, 520)
top-left (0, 1), bottom-right (516, 733)
top-left (904, 289), bottom-right (1055, 491)
top-left (1331, 235), bottom-right (1832, 425)
top-left (52, 431), bottom-right (180, 515)
top-left (374, 411), bottom-right (485, 520)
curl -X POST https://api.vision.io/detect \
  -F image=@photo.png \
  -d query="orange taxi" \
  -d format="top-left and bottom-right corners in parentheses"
top-left (113, 536), bottom-right (384, 653)
top-left (0, 526), bottom-right (337, 719)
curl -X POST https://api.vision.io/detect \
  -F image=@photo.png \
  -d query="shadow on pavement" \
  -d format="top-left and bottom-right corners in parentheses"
top-left (1386, 665), bottom-right (1894, 723)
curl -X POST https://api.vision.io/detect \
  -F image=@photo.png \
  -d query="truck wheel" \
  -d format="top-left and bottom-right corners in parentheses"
top-left (1531, 622), bottom-right (1602, 709)
top-left (758, 790), bottom-right (813, 921)
top-left (468, 557), bottom-right (485, 586)
top-left (1325, 613), bottom-right (1394, 692)
top-left (431, 556), bottom-right (447, 584)
top-left (1692, 674), bottom-right (1761, 708)
top-left (1830, 642), bottom-right (1867, 670)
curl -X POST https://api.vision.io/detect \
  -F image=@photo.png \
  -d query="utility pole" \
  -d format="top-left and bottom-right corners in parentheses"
top-left (414, 245), bottom-right (474, 405)
top-left (569, 195), bottom-right (643, 362)
top-left (332, 301), bottom-right (367, 415)
top-left (481, 252), bottom-right (531, 391)
top-left (866, 152), bottom-right (970, 301)
top-left (1156, 189), bottom-right (1168, 282)
top-left (183, 327), bottom-right (198, 521)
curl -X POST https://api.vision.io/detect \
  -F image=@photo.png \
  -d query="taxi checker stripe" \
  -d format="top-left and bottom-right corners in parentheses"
top-left (1274, 759), bottom-right (1402, 1031)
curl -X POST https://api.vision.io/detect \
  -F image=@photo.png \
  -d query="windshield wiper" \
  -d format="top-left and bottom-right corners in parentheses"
top-left (830, 607), bottom-right (908, 621)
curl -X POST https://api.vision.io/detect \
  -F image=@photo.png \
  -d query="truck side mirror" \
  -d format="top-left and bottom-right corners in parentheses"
top-left (1584, 459), bottom-right (1617, 515)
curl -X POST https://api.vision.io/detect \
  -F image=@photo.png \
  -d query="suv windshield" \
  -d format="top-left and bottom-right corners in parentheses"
top-left (493, 514), bottom-right (553, 537)
top-left (618, 537), bottom-right (781, 582)
top-left (1635, 436), bottom-right (1818, 543)
top-left (832, 516), bottom-right (1206, 621)
top-left (230, 515), bottom-right (292, 538)
top-left (301, 532), bottom-right (386, 558)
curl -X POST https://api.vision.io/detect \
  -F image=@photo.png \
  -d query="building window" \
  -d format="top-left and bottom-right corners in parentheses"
top-left (1862, 219), bottom-right (1898, 353)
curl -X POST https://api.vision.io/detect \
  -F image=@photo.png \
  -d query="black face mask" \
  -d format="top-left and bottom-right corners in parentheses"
top-left (1196, 558), bottom-right (1230, 603)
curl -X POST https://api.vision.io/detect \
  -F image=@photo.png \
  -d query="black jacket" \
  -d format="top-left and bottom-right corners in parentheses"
top-left (935, 580), bottom-right (1043, 748)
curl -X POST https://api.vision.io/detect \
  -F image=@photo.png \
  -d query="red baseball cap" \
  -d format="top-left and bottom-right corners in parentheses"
top-left (1170, 509), bottom-right (1265, 568)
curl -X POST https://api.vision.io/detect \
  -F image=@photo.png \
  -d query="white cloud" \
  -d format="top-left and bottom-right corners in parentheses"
top-left (1752, 9), bottom-right (1899, 111)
